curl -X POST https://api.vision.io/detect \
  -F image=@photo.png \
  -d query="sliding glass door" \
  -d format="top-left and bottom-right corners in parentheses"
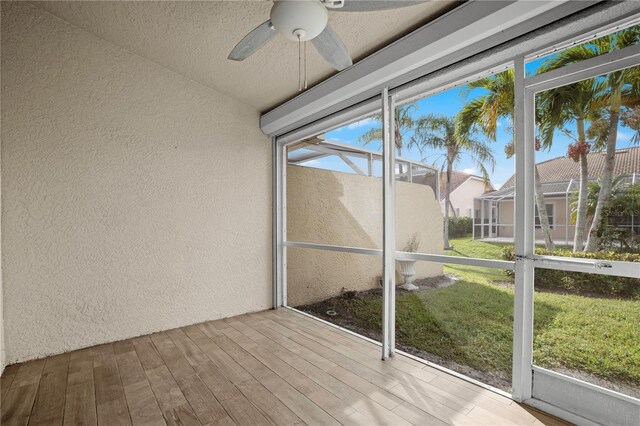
top-left (522, 44), bottom-right (640, 424)
top-left (390, 69), bottom-right (517, 393)
top-left (273, 15), bottom-right (640, 426)
top-left (280, 104), bottom-right (386, 345)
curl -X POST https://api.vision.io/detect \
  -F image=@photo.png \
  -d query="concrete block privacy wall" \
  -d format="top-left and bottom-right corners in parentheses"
top-left (287, 165), bottom-right (444, 306)
top-left (1, 2), bottom-right (272, 363)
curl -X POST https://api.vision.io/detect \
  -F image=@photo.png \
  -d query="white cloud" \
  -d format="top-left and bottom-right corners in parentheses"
top-left (346, 117), bottom-right (375, 130)
top-left (461, 167), bottom-right (477, 175)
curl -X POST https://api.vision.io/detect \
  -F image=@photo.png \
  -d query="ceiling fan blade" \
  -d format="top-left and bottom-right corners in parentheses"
top-left (331, 1), bottom-right (428, 12)
top-left (228, 20), bottom-right (277, 61)
top-left (311, 25), bottom-right (353, 71)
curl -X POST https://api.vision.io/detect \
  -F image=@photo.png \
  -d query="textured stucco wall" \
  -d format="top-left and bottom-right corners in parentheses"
top-left (287, 165), bottom-right (443, 306)
top-left (0, 3), bottom-right (3, 371)
top-left (1, 2), bottom-right (272, 363)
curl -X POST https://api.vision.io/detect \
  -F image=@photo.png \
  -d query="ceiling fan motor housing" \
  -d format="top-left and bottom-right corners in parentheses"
top-left (270, 0), bottom-right (329, 41)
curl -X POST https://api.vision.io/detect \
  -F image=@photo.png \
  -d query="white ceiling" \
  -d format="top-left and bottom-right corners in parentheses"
top-left (33, 1), bottom-right (457, 112)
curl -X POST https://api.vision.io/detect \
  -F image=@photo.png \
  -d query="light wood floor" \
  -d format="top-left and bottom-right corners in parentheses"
top-left (1, 308), bottom-right (570, 426)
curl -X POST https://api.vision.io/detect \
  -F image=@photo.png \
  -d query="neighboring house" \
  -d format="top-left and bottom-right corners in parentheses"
top-left (474, 146), bottom-right (640, 244)
top-left (441, 171), bottom-right (494, 218)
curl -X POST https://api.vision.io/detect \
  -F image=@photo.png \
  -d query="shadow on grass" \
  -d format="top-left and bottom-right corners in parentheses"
top-left (396, 280), bottom-right (559, 375)
top-left (297, 279), bottom-right (560, 391)
top-left (448, 248), bottom-right (469, 258)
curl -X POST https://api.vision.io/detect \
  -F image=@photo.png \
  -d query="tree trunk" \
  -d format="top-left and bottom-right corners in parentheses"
top-left (443, 158), bottom-right (453, 249)
top-left (573, 151), bottom-right (589, 251)
top-left (535, 167), bottom-right (555, 250)
top-left (573, 120), bottom-right (589, 251)
top-left (396, 130), bottom-right (404, 175)
top-left (584, 88), bottom-right (621, 252)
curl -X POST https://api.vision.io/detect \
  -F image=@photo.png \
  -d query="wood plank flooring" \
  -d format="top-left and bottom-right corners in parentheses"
top-left (1, 309), bottom-right (571, 425)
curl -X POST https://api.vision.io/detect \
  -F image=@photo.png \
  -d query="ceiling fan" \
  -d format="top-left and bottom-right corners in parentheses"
top-left (228, 0), bottom-right (427, 71)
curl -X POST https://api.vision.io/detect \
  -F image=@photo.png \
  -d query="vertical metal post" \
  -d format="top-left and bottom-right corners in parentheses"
top-left (472, 201), bottom-right (476, 240)
top-left (389, 95), bottom-right (397, 356)
top-left (481, 199), bottom-right (485, 239)
top-left (408, 161), bottom-right (413, 183)
top-left (489, 201), bottom-right (494, 238)
top-left (512, 56), bottom-right (534, 402)
top-left (273, 138), bottom-right (279, 309)
top-left (382, 88), bottom-right (395, 360)
top-left (281, 142), bottom-right (288, 307)
top-left (565, 186), bottom-right (570, 248)
top-left (368, 153), bottom-right (373, 176)
top-left (633, 173), bottom-right (637, 243)
top-left (273, 138), bottom-right (286, 308)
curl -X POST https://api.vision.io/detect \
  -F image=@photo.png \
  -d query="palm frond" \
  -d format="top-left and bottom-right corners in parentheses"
top-left (357, 126), bottom-right (382, 143)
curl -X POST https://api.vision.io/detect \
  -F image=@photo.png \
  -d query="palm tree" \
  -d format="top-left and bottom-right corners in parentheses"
top-left (621, 106), bottom-right (640, 143)
top-left (543, 27), bottom-right (640, 251)
top-left (457, 70), bottom-right (556, 249)
top-left (571, 176), bottom-right (630, 220)
top-left (358, 103), bottom-right (417, 174)
top-left (409, 114), bottom-right (495, 249)
top-left (536, 77), bottom-right (606, 251)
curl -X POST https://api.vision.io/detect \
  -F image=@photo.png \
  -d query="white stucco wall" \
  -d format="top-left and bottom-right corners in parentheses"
top-left (0, 5), bottom-right (3, 369)
top-left (1, 2), bottom-right (272, 363)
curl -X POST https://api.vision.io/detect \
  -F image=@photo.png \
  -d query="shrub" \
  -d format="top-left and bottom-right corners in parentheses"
top-left (597, 226), bottom-right (640, 253)
top-left (448, 216), bottom-right (473, 238)
top-left (501, 246), bottom-right (640, 299)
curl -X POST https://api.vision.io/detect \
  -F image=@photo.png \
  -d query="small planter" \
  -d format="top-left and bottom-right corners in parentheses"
top-left (396, 259), bottom-right (419, 291)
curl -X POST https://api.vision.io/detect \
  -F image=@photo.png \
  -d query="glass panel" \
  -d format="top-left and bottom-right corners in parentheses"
top-left (393, 69), bottom-right (516, 260)
top-left (526, 24), bottom-right (640, 74)
top-left (289, 248), bottom-right (383, 343)
top-left (286, 111), bottom-right (383, 249)
top-left (285, 109), bottom-right (385, 341)
top-left (533, 268), bottom-right (640, 398)
top-left (533, 65), bottom-right (640, 254)
top-left (394, 260), bottom-right (514, 392)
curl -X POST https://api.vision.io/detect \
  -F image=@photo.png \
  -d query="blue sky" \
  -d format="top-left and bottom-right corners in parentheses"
top-left (298, 59), bottom-right (637, 189)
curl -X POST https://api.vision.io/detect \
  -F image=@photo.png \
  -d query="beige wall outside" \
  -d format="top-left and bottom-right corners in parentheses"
top-left (1, 2), bottom-right (272, 363)
top-left (287, 165), bottom-right (443, 306)
top-left (496, 199), bottom-right (515, 238)
top-left (495, 198), bottom-right (575, 244)
top-left (447, 177), bottom-right (489, 218)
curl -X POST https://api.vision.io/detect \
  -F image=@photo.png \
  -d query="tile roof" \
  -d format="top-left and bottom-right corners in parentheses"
top-left (502, 146), bottom-right (640, 188)
top-left (480, 175), bottom-right (637, 200)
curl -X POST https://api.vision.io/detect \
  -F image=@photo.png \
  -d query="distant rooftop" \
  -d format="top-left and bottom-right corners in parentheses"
top-left (502, 146), bottom-right (640, 189)
top-left (481, 175), bottom-right (638, 201)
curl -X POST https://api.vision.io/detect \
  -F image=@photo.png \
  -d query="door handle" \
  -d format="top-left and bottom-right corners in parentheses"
top-left (534, 256), bottom-right (609, 269)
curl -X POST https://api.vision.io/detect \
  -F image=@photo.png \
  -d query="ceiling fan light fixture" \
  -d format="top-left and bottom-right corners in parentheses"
top-left (270, 0), bottom-right (329, 41)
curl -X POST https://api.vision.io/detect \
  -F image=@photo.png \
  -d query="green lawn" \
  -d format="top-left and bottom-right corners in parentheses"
top-left (345, 236), bottom-right (640, 389)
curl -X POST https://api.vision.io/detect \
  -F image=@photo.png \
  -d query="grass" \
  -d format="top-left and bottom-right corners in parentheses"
top-left (342, 236), bottom-right (640, 389)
